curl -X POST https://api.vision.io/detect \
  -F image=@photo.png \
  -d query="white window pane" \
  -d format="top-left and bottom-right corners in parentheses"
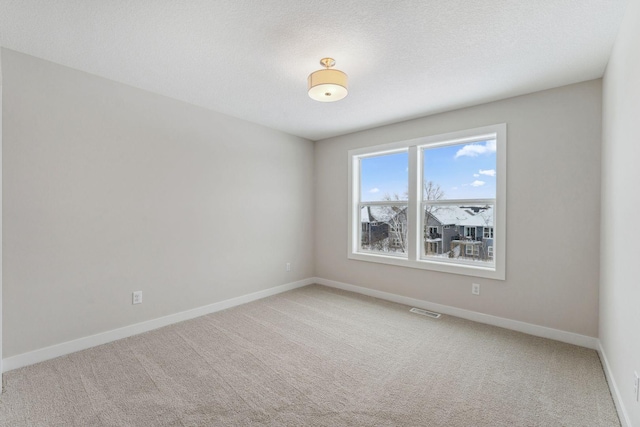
top-left (360, 151), bottom-right (408, 202)
top-left (423, 140), bottom-right (497, 200)
top-left (422, 203), bottom-right (494, 265)
top-left (360, 205), bottom-right (408, 256)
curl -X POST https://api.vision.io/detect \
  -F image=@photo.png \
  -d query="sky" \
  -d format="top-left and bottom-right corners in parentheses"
top-left (360, 139), bottom-right (497, 202)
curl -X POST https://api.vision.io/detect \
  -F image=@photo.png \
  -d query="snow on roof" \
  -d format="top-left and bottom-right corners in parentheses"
top-left (360, 206), bottom-right (405, 223)
top-left (361, 204), bottom-right (493, 227)
top-left (428, 205), bottom-right (493, 227)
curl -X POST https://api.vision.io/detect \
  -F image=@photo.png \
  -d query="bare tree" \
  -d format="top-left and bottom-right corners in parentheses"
top-left (375, 182), bottom-right (445, 254)
top-left (424, 180), bottom-right (444, 202)
top-left (422, 181), bottom-right (448, 255)
top-left (423, 181), bottom-right (445, 234)
top-left (380, 193), bottom-right (408, 253)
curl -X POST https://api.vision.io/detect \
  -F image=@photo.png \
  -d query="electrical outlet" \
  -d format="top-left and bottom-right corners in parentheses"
top-left (634, 371), bottom-right (639, 402)
top-left (286, 262), bottom-right (291, 272)
top-left (472, 283), bottom-right (480, 295)
top-left (132, 291), bottom-right (142, 305)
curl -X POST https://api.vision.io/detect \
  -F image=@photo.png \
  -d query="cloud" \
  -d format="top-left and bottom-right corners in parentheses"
top-left (479, 169), bottom-right (496, 177)
top-left (455, 140), bottom-right (497, 158)
top-left (369, 188), bottom-right (380, 193)
top-left (470, 180), bottom-right (485, 187)
top-left (473, 173), bottom-right (480, 177)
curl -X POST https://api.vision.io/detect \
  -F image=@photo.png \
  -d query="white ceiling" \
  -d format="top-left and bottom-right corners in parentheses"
top-left (0, 0), bottom-right (629, 141)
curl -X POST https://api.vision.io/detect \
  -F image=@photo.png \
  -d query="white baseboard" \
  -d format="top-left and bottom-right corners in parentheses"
top-left (313, 277), bottom-right (599, 350)
top-left (2, 278), bottom-right (314, 373)
top-left (598, 341), bottom-right (632, 427)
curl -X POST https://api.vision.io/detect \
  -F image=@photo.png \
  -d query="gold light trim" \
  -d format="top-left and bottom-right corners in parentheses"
top-left (308, 58), bottom-right (348, 102)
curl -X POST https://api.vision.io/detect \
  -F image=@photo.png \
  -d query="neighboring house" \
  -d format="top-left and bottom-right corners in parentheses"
top-left (361, 204), bottom-right (494, 260)
top-left (425, 205), bottom-right (494, 260)
top-left (360, 206), bottom-right (389, 247)
top-left (360, 205), bottom-right (407, 252)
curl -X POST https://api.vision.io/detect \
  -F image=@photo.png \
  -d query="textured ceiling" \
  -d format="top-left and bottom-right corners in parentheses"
top-left (0, 0), bottom-right (629, 140)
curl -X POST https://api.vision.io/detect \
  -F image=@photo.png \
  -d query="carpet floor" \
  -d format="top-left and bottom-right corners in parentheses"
top-left (0, 285), bottom-right (620, 426)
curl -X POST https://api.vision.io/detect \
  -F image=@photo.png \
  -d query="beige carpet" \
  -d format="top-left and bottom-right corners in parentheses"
top-left (0, 285), bottom-right (620, 426)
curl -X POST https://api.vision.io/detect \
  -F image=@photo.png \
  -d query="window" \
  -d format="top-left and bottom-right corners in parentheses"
top-left (348, 124), bottom-right (506, 280)
top-left (357, 151), bottom-right (408, 256)
top-left (426, 226), bottom-right (439, 236)
top-left (425, 241), bottom-right (439, 254)
top-left (464, 227), bottom-right (477, 239)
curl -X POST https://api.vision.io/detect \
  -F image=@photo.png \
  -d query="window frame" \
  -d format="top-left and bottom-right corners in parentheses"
top-left (348, 123), bottom-right (506, 280)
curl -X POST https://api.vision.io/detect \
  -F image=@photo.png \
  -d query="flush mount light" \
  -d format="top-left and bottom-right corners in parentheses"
top-left (307, 58), bottom-right (348, 102)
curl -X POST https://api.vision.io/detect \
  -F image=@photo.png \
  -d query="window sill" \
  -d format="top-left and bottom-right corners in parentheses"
top-left (348, 251), bottom-right (505, 280)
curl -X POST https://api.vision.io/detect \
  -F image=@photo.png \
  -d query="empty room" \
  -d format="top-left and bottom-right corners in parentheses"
top-left (0, 0), bottom-right (639, 426)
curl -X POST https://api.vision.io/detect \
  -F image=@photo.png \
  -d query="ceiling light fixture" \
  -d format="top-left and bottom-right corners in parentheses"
top-left (307, 58), bottom-right (348, 102)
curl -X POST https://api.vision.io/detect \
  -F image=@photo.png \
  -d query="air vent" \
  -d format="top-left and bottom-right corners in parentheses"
top-left (409, 307), bottom-right (441, 319)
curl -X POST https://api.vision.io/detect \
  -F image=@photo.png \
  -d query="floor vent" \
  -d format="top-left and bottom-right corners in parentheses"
top-left (409, 307), bottom-right (441, 319)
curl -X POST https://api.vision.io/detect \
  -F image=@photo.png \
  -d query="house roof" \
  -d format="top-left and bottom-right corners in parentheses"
top-left (430, 206), bottom-right (493, 228)
top-left (363, 205), bottom-right (493, 227)
top-left (361, 206), bottom-right (404, 223)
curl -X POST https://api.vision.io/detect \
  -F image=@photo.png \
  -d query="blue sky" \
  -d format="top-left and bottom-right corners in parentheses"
top-left (360, 140), bottom-right (496, 201)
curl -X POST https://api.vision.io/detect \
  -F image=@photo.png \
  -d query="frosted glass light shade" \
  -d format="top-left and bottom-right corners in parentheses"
top-left (308, 68), bottom-right (348, 102)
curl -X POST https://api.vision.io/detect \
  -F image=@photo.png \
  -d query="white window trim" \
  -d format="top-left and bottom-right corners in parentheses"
top-left (348, 123), bottom-right (506, 280)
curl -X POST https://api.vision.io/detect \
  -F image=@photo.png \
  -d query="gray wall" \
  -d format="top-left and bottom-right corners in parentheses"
top-left (600, 0), bottom-right (640, 424)
top-left (315, 80), bottom-right (602, 337)
top-left (2, 49), bottom-right (315, 358)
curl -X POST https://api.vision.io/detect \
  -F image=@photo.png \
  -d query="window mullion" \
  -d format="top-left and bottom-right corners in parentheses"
top-left (407, 146), bottom-right (419, 260)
